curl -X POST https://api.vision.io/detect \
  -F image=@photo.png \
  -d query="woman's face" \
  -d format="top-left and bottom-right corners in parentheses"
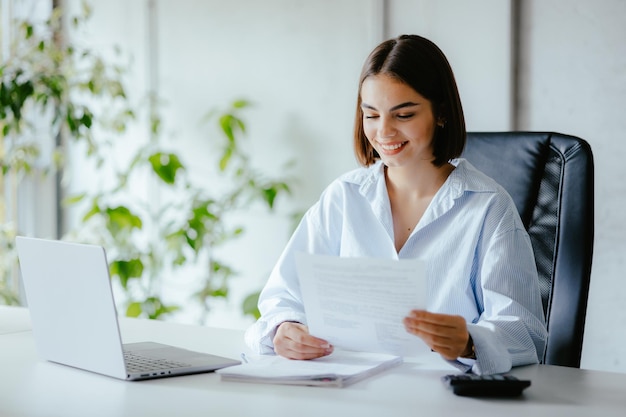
top-left (360, 74), bottom-right (437, 168)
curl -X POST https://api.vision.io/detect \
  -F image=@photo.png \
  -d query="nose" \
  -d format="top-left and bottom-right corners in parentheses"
top-left (379, 116), bottom-right (396, 139)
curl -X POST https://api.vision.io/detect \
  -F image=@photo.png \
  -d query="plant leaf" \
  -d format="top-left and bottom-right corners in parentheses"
top-left (149, 152), bottom-right (184, 184)
top-left (110, 258), bottom-right (144, 289)
top-left (126, 302), bottom-right (142, 317)
top-left (242, 291), bottom-right (261, 319)
top-left (105, 206), bottom-right (142, 234)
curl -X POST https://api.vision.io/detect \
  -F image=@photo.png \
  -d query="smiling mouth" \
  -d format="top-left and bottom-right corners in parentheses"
top-left (379, 141), bottom-right (408, 151)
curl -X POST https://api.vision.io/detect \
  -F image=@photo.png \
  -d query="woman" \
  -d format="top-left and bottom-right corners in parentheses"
top-left (245, 34), bottom-right (546, 375)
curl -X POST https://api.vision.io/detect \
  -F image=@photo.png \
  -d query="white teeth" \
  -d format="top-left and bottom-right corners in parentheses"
top-left (381, 142), bottom-right (404, 150)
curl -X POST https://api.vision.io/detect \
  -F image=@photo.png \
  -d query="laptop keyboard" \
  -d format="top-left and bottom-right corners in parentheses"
top-left (124, 351), bottom-right (191, 373)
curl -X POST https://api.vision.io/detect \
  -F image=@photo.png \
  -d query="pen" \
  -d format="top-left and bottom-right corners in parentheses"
top-left (240, 353), bottom-right (249, 363)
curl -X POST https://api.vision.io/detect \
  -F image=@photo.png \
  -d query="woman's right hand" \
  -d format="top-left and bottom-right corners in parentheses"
top-left (272, 321), bottom-right (334, 360)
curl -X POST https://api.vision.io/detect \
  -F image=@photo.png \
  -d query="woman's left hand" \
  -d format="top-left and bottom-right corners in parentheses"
top-left (403, 310), bottom-right (471, 360)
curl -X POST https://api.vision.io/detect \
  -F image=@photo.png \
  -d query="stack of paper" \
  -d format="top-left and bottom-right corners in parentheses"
top-left (217, 350), bottom-right (402, 388)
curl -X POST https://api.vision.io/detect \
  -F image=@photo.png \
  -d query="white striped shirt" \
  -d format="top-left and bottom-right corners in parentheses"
top-left (245, 159), bottom-right (547, 375)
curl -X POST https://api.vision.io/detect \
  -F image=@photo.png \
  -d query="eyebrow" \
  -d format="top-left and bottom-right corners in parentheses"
top-left (360, 101), bottom-right (421, 112)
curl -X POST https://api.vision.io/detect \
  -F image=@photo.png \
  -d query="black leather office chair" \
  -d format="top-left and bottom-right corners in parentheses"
top-left (462, 132), bottom-right (594, 368)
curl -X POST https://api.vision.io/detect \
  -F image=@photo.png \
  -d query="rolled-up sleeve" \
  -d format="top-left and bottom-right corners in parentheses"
top-left (462, 212), bottom-right (547, 375)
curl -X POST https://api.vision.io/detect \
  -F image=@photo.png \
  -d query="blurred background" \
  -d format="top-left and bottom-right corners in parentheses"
top-left (1, 0), bottom-right (624, 374)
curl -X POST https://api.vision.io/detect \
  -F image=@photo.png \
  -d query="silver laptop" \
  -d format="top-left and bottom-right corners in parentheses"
top-left (15, 236), bottom-right (240, 381)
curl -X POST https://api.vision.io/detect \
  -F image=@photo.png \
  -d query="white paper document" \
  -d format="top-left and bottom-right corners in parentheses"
top-left (295, 253), bottom-right (429, 357)
top-left (217, 349), bottom-right (402, 387)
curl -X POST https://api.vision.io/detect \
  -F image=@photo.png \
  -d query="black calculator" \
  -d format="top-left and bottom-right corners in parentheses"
top-left (442, 373), bottom-right (531, 397)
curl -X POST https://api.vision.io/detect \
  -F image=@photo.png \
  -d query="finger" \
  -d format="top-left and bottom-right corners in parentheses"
top-left (273, 322), bottom-right (333, 360)
top-left (407, 322), bottom-right (468, 350)
top-left (281, 323), bottom-right (332, 349)
top-left (404, 321), bottom-right (455, 345)
top-left (278, 345), bottom-right (333, 360)
top-left (408, 329), bottom-right (465, 360)
top-left (274, 337), bottom-right (333, 360)
top-left (407, 310), bottom-right (462, 328)
top-left (275, 334), bottom-right (332, 353)
top-left (403, 316), bottom-right (469, 359)
top-left (404, 319), bottom-right (460, 339)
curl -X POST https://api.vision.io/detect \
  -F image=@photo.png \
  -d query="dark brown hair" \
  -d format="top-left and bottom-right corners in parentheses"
top-left (353, 34), bottom-right (466, 167)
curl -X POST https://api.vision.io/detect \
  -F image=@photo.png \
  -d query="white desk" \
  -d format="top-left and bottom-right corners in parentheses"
top-left (1, 306), bottom-right (625, 417)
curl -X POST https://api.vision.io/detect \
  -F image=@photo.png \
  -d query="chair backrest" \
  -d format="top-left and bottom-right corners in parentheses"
top-left (462, 132), bottom-right (594, 368)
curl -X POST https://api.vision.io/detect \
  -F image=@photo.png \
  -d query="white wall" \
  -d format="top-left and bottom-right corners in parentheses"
top-left (386, 0), bottom-right (513, 130)
top-left (60, 0), bottom-right (626, 373)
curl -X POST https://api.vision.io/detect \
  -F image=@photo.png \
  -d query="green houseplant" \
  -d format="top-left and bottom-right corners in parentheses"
top-left (0, 3), bottom-right (134, 304)
top-left (1, 2), bottom-right (295, 323)
top-left (70, 98), bottom-right (295, 322)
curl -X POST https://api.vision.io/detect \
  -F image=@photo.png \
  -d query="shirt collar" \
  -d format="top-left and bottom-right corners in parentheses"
top-left (339, 158), bottom-right (498, 200)
top-left (448, 158), bottom-right (499, 198)
top-left (337, 161), bottom-right (383, 197)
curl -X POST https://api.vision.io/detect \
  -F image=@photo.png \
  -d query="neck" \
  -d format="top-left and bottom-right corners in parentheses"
top-left (385, 162), bottom-right (454, 199)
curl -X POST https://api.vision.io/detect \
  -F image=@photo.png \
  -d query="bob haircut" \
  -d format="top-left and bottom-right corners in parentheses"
top-left (353, 34), bottom-right (466, 167)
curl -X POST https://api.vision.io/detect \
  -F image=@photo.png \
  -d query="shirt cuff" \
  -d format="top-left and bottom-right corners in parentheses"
top-left (465, 323), bottom-right (513, 375)
top-left (244, 312), bottom-right (307, 354)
